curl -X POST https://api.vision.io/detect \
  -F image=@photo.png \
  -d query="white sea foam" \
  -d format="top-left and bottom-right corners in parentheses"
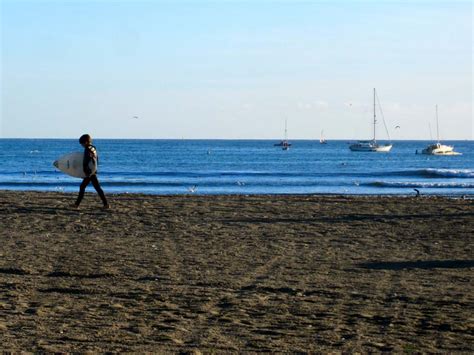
top-left (422, 168), bottom-right (474, 178)
top-left (371, 181), bottom-right (474, 189)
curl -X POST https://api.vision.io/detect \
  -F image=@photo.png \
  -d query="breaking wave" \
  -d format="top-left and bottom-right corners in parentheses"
top-left (370, 181), bottom-right (474, 189)
top-left (420, 169), bottom-right (474, 178)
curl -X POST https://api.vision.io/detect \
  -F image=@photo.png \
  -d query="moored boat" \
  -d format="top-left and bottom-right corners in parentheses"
top-left (349, 88), bottom-right (392, 153)
top-left (419, 105), bottom-right (461, 156)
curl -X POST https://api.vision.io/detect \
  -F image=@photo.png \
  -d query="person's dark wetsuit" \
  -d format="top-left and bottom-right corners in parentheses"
top-left (75, 144), bottom-right (108, 207)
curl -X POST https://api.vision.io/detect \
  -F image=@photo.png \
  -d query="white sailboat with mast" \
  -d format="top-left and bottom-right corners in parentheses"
top-left (274, 118), bottom-right (291, 150)
top-left (420, 105), bottom-right (461, 155)
top-left (319, 129), bottom-right (327, 144)
top-left (349, 88), bottom-right (392, 152)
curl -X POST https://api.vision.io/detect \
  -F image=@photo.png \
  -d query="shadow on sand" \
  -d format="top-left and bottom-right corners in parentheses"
top-left (357, 260), bottom-right (474, 270)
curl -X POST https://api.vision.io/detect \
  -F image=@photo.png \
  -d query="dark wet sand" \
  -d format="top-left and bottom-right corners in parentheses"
top-left (0, 191), bottom-right (473, 352)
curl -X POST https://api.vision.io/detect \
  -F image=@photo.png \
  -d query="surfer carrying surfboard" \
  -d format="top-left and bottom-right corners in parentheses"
top-left (73, 134), bottom-right (109, 209)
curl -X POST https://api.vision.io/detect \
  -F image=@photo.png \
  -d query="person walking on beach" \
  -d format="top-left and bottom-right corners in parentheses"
top-left (73, 134), bottom-right (109, 209)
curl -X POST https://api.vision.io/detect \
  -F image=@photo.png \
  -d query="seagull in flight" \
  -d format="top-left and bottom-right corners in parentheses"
top-left (188, 185), bottom-right (198, 193)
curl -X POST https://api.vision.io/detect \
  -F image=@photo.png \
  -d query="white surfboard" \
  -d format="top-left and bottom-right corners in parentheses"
top-left (53, 151), bottom-right (96, 178)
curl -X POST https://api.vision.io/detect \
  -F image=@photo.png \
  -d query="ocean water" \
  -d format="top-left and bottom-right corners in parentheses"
top-left (0, 139), bottom-right (473, 196)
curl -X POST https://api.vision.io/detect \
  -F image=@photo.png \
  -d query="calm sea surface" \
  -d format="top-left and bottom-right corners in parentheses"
top-left (1, 139), bottom-right (473, 196)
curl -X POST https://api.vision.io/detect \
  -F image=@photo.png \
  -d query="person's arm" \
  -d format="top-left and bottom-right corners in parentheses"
top-left (83, 146), bottom-right (94, 176)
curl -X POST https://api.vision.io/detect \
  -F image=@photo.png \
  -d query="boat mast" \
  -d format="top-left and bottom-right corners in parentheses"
top-left (373, 88), bottom-right (376, 143)
top-left (284, 118), bottom-right (288, 141)
top-left (436, 104), bottom-right (440, 143)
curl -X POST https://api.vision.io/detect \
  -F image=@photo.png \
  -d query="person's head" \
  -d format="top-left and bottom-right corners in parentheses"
top-left (79, 134), bottom-right (92, 147)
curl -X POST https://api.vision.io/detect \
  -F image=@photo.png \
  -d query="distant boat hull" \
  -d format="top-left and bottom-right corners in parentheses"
top-left (274, 140), bottom-right (292, 147)
top-left (350, 141), bottom-right (392, 152)
top-left (420, 143), bottom-right (461, 155)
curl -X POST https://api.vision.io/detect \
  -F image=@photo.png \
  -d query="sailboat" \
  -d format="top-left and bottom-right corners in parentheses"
top-left (420, 105), bottom-right (461, 155)
top-left (274, 119), bottom-right (291, 150)
top-left (349, 88), bottom-right (392, 152)
top-left (319, 130), bottom-right (327, 144)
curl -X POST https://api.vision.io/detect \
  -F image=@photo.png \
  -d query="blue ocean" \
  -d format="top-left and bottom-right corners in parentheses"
top-left (0, 139), bottom-right (473, 196)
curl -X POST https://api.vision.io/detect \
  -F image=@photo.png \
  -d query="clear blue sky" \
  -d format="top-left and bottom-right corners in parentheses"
top-left (1, 0), bottom-right (472, 139)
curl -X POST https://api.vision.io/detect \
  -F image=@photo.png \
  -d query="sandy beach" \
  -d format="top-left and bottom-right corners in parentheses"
top-left (0, 190), bottom-right (473, 352)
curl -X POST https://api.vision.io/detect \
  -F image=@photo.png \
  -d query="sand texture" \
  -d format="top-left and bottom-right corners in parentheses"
top-left (1, 191), bottom-right (473, 352)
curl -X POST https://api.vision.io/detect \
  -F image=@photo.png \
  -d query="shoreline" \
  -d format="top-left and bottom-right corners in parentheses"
top-left (1, 191), bottom-right (473, 352)
top-left (1, 189), bottom-right (473, 198)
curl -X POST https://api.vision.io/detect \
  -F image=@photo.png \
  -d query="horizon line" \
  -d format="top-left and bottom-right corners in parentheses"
top-left (0, 137), bottom-right (472, 142)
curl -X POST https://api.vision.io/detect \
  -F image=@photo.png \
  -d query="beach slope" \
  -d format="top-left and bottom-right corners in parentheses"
top-left (0, 191), bottom-right (473, 352)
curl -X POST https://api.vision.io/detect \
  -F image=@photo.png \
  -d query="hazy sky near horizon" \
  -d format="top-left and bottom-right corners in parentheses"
top-left (1, 0), bottom-right (472, 140)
